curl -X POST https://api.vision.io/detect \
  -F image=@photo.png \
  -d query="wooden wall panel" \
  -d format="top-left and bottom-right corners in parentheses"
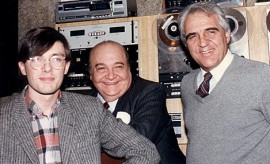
top-left (247, 5), bottom-right (269, 63)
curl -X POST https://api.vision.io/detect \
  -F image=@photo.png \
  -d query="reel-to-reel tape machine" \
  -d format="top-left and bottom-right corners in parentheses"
top-left (155, 4), bottom-right (253, 98)
top-left (155, 8), bottom-right (198, 98)
top-left (263, 6), bottom-right (270, 62)
top-left (223, 7), bottom-right (252, 59)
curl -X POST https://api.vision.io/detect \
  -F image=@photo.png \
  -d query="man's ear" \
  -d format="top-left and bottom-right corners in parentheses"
top-left (88, 68), bottom-right (92, 79)
top-left (64, 61), bottom-right (71, 75)
top-left (225, 30), bottom-right (231, 44)
top-left (18, 62), bottom-right (27, 75)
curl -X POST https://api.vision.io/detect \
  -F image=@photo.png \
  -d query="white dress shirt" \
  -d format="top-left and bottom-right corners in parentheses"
top-left (97, 93), bottom-right (118, 113)
top-left (197, 50), bottom-right (234, 93)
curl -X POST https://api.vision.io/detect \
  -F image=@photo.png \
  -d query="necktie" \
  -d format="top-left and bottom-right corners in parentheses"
top-left (103, 102), bottom-right (110, 110)
top-left (196, 72), bottom-right (212, 98)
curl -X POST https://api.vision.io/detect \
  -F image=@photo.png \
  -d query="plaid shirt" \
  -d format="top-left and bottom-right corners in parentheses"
top-left (25, 89), bottom-right (62, 164)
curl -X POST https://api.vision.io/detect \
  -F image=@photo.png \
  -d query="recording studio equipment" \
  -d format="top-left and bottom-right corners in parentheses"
top-left (170, 113), bottom-right (182, 140)
top-left (58, 21), bottom-right (139, 93)
top-left (265, 7), bottom-right (270, 62)
top-left (164, 0), bottom-right (212, 9)
top-left (55, 0), bottom-right (137, 23)
top-left (223, 7), bottom-right (252, 59)
top-left (163, 0), bottom-right (244, 13)
top-left (155, 12), bottom-right (199, 98)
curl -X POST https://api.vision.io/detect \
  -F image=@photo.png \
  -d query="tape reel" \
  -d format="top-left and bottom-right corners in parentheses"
top-left (153, 6), bottom-right (199, 74)
top-left (261, 5), bottom-right (270, 39)
top-left (221, 6), bottom-right (253, 59)
top-left (217, 0), bottom-right (243, 8)
top-left (261, 5), bottom-right (270, 63)
top-left (152, 6), bottom-right (185, 55)
top-left (223, 7), bottom-right (247, 44)
top-left (158, 14), bottom-right (180, 48)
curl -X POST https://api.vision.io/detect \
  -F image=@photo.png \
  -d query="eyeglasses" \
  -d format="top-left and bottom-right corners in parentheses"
top-left (28, 56), bottom-right (66, 70)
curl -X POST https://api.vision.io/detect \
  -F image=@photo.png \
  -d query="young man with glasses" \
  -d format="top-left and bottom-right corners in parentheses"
top-left (0, 27), bottom-right (160, 164)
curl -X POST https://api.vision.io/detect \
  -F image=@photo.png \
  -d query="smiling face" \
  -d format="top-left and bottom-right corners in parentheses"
top-left (18, 41), bottom-right (70, 96)
top-left (184, 12), bottom-right (231, 72)
top-left (89, 42), bottom-right (132, 102)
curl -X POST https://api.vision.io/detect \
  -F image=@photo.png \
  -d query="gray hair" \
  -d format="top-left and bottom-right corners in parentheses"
top-left (178, 2), bottom-right (230, 44)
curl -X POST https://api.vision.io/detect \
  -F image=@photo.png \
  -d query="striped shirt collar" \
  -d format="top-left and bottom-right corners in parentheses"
top-left (97, 93), bottom-right (118, 113)
top-left (198, 50), bottom-right (234, 85)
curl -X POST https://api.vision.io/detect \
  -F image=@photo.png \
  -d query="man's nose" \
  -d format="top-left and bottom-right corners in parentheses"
top-left (106, 69), bottom-right (116, 79)
top-left (198, 35), bottom-right (209, 47)
top-left (42, 61), bottom-right (52, 72)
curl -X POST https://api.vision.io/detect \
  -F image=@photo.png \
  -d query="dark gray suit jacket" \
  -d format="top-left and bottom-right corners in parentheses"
top-left (90, 75), bottom-right (186, 164)
top-left (0, 91), bottom-right (160, 164)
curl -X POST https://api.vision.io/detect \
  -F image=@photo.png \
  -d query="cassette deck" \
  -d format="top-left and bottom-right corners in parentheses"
top-left (55, 0), bottom-right (137, 23)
